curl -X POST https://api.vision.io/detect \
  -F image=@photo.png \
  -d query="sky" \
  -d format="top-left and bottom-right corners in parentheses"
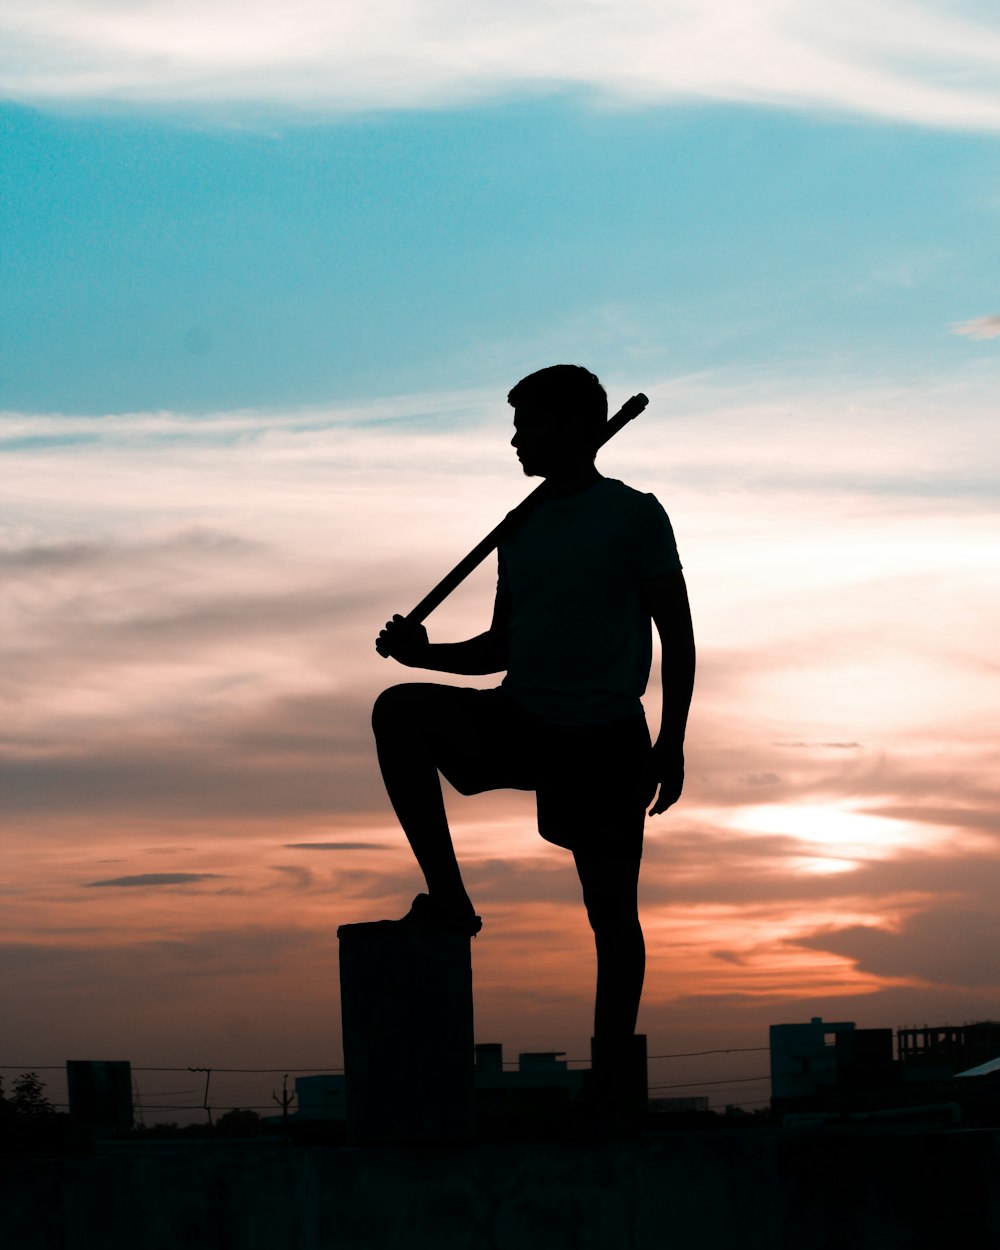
top-left (3, 1), bottom-right (1000, 1120)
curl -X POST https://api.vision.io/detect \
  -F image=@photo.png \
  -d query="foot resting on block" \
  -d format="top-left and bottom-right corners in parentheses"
top-left (377, 893), bottom-right (483, 937)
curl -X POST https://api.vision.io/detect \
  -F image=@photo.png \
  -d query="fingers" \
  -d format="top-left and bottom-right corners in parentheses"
top-left (647, 747), bottom-right (684, 816)
top-left (374, 614), bottom-right (427, 664)
top-left (375, 613), bottom-right (403, 642)
top-left (375, 617), bottom-right (397, 658)
top-left (647, 780), bottom-right (683, 816)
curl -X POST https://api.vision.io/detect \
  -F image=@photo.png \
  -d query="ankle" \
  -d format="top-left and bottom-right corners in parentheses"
top-left (428, 890), bottom-right (476, 916)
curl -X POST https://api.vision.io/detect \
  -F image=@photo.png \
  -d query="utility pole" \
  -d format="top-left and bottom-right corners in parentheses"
top-left (272, 1073), bottom-right (295, 1145)
top-left (189, 1067), bottom-right (212, 1128)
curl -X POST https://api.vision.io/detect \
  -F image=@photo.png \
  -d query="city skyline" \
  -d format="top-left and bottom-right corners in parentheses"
top-left (3, 1), bottom-right (999, 1096)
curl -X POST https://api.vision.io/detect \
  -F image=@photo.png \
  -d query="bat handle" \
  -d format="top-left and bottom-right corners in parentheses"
top-left (391, 390), bottom-right (650, 633)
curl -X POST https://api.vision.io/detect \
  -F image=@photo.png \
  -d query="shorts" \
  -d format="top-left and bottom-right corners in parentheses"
top-left (433, 686), bottom-right (652, 861)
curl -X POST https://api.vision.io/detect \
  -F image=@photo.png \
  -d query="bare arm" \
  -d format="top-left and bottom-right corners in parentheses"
top-left (641, 570), bottom-right (696, 815)
top-left (374, 582), bottom-right (510, 675)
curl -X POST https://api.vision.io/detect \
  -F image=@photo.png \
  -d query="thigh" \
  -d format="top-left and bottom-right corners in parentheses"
top-left (439, 687), bottom-right (542, 795)
top-left (535, 714), bottom-right (651, 859)
top-left (375, 683), bottom-right (540, 796)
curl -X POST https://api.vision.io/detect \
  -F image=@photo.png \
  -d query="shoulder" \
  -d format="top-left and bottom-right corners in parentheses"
top-left (597, 478), bottom-right (670, 522)
top-left (593, 477), bottom-right (653, 508)
top-left (599, 480), bottom-right (682, 572)
top-left (597, 477), bottom-right (642, 500)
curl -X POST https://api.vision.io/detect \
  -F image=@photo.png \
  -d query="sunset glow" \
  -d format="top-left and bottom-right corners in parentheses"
top-left (729, 804), bottom-right (914, 857)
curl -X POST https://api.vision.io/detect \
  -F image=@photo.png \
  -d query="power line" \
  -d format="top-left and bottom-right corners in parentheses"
top-left (2, 1044), bottom-right (786, 1078)
top-left (0, 1065), bottom-right (65, 1071)
top-left (648, 1075), bottom-right (770, 1091)
top-left (649, 1046), bottom-right (771, 1060)
top-left (2, 1045), bottom-right (782, 1073)
top-left (543, 1045), bottom-right (779, 1066)
top-left (2, 1042), bottom-right (800, 1074)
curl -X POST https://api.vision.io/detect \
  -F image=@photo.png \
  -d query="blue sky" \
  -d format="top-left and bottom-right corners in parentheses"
top-left (4, 97), bottom-right (1000, 413)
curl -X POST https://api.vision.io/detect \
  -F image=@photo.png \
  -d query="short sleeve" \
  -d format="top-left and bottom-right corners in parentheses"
top-left (632, 492), bottom-right (682, 577)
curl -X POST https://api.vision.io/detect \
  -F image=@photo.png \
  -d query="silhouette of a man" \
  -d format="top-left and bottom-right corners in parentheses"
top-left (373, 364), bottom-right (695, 1115)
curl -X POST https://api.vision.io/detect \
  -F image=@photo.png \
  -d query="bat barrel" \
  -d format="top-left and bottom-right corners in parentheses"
top-left (598, 392), bottom-right (648, 447)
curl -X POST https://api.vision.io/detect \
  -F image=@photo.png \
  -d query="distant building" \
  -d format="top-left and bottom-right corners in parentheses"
top-left (287, 1046), bottom-right (592, 1126)
top-left (836, 1025), bottom-right (895, 1094)
top-left (769, 1015), bottom-right (1000, 1126)
top-left (475, 1038), bottom-right (649, 1119)
top-left (898, 1022), bottom-right (1000, 1083)
top-left (769, 1017), bottom-right (897, 1117)
top-left (769, 1016), bottom-right (854, 1102)
top-left (474, 1044), bottom-right (585, 1111)
top-left (66, 1060), bottom-right (134, 1135)
top-left (294, 1074), bottom-right (347, 1122)
top-left (956, 1055), bottom-right (1000, 1079)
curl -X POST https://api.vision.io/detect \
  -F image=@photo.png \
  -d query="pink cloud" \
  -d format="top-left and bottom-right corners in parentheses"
top-left (951, 315), bottom-right (1000, 340)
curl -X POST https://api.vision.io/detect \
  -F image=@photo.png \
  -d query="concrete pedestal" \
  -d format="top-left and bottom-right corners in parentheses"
top-left (338, 921), bottom-right (475, 1145)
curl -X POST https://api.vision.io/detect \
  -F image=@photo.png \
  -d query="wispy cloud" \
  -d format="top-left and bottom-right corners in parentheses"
top-left (285, 842), bottom-right (390, 851)
top-left (951, 315), bottom-right (1000, 339)
top-left (85, 872), bottom-right (225, 888)
top-left (5, 2), bottom-right (1000, 129)
top-left (267, 864), bottom-right (314, 891)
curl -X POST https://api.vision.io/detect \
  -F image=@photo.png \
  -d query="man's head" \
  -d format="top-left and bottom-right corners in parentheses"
top-left (507, 364), bottom-right (608, 478)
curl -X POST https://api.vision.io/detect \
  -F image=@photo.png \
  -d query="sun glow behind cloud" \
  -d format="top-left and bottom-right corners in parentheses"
top-left (729, 803), bottom-right (914, 857)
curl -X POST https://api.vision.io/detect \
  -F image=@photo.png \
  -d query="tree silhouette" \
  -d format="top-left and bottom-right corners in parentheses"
top-left (9, 1073), bottom-right (54, 1120)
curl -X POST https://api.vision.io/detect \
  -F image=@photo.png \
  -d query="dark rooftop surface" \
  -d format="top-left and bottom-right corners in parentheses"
top-left (5, 1125), bottom-right (1000, 1250)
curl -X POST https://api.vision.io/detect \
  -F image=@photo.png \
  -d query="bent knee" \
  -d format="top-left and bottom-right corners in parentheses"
top-left (372, 682), bottom-right (452, 738)
top-left (584, 903), bottom-right (642, 937)
top-left (589, 917), bottom-right (642, 940)
top-left (372, 683), bottom-right (418, 734)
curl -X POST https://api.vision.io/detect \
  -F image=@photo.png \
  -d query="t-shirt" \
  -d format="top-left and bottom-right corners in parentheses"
top-left (498, 476), bottom-right (682, 725)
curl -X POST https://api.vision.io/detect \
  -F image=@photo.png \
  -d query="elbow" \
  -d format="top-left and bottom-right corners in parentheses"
top-left (485, 629), bottom-right (507, 674)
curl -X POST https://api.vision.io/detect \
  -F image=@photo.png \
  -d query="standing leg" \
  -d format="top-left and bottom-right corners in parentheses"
top-left (573, 851), bottom-right (645, 1046)
top-left (371, 683), bottom-right (477, 922)
top-left (573, 850), bottom-right (645, 1119)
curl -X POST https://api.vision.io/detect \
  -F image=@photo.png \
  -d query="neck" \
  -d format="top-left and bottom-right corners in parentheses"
top-left (541, 462), bottom-right (601, 497)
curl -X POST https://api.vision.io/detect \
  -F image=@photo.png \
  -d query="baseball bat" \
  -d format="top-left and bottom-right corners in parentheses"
top-left (398, 392), bottom-right (649, 627)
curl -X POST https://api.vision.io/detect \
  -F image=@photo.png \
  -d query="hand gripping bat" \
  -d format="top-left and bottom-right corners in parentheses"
top-left (394, 392), bottom-right (649, 629)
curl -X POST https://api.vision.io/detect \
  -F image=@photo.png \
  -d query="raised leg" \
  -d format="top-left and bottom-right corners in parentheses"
top-left (371, 683), bottom-right (477, 922)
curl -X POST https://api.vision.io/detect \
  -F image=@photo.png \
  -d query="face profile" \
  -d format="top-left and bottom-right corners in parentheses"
top-left (510, 405), bottom-right (598, 479)
top-left (511, 407), bottom-right (556, 477)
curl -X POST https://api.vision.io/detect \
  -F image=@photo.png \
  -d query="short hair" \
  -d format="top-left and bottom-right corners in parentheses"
top-left (507, 365), bottom-right (608, 441)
